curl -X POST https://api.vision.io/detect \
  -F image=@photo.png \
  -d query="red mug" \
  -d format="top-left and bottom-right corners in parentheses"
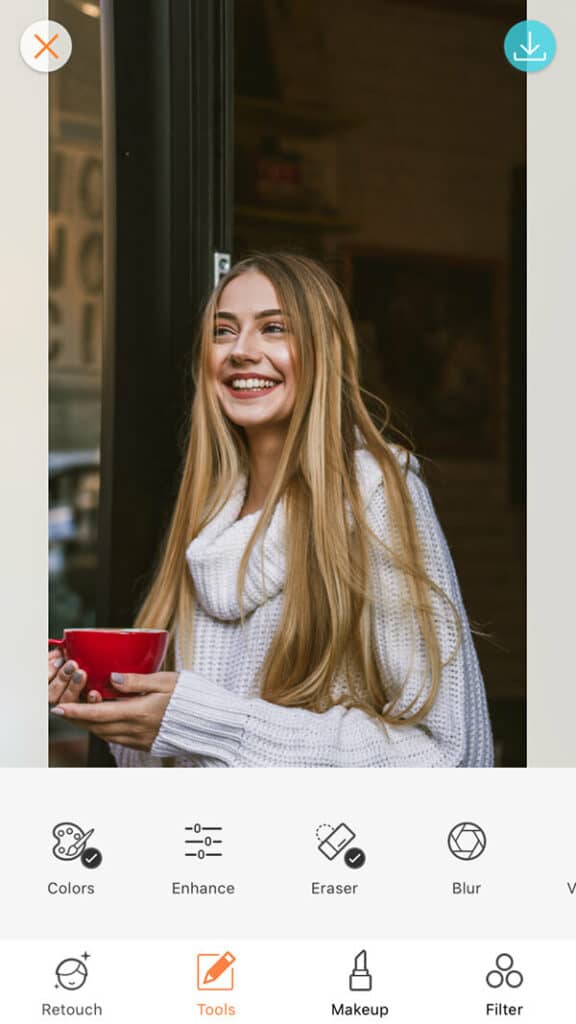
top-left (48, 628), bottom-right (169, 701)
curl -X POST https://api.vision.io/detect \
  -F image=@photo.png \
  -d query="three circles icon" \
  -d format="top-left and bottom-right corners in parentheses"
top-left (486, 953), bottom-right (524, 989)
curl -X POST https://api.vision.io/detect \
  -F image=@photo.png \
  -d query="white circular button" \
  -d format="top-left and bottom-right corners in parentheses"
top-left (20, 20), bottom-right (72, 73)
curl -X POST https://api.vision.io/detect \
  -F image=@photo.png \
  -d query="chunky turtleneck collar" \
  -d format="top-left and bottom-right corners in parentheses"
top-left (185, 448), bottom-right (395, 622)
top-left (186, 475), bottom-right (286, 621)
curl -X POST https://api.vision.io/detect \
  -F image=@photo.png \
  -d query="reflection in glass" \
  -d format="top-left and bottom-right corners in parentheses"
top-left (49, 0), bottom-right (102, 765)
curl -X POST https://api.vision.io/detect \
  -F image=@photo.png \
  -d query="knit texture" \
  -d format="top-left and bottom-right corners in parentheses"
top-left (111, 449), bottom-right (493, 768)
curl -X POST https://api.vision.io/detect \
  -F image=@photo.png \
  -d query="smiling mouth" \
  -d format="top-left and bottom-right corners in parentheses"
top-left (224, 376), bottom-right (283, 397)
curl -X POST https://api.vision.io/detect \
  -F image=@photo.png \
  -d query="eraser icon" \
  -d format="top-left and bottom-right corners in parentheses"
top-left (318, 823), bottom-right (355, 860)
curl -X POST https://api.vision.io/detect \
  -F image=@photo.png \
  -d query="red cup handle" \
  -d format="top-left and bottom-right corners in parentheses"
top-left (48, 638), bottom-right (65, 648)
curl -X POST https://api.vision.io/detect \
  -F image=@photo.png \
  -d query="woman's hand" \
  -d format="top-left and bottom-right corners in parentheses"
top-left (49, 671), bottom-right (178, 752)
top-left (48, 651), bottom-right (88, 706)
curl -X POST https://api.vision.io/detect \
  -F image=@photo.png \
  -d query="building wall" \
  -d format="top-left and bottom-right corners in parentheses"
top-left (270, 0), bottom-right (524, 257)
top-left (324, 2), bottom-right (524, 258)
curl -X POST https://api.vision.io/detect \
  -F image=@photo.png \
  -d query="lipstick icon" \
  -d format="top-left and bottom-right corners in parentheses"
top-left (349, 950), bottom-right (372, 992)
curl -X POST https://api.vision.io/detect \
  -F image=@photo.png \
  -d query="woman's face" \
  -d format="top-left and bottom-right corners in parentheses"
top-left (210, 271), bottom-right (297, 437)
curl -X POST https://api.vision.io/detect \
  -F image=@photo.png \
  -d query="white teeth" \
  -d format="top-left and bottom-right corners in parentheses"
top-left (230, 378), bottom-right (278, 390)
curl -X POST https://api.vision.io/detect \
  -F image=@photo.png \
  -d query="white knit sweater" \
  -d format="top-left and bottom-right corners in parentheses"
top-left (111, 449), bottom-right (493, 768)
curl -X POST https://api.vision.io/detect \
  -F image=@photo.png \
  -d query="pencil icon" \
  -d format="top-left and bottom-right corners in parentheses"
top-left (201, 952), bottom-right (236, 987)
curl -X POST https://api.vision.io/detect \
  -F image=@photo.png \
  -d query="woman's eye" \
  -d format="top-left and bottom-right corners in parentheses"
top-left (262, 322), bottom-right (287, 334)
top-left (214, 325), bottom-right (235, 338)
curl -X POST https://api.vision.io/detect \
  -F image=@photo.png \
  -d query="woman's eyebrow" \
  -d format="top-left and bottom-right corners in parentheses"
top-left (215, 308), bottom-right (285, 321)
top-left (254, 308), bottom-right (284, 319)
top-left (215, 311), bottom-right (239, 323)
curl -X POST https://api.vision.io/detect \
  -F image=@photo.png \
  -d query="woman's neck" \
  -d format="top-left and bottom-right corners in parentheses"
top-left (240, 425), bottom-right (287, 517)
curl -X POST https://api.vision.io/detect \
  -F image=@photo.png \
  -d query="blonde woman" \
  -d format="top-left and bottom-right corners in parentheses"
top-left (50, 253), bottom-right (493, 767)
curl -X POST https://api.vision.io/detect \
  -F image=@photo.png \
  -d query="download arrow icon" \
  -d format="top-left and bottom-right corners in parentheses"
top-left (519, 32), bottom-right (540, 56)
top-left (504, 20), bottom-right (556, 73)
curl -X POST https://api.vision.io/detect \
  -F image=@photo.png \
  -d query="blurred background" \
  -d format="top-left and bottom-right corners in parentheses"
top-left (49, 0), bottom-right (525, 766)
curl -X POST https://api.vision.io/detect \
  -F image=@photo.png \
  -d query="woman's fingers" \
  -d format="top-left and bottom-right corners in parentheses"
top-left (109, 671), bottom-right (177, 695)
top-left (59, 666), bottom-right (88, 703)
top-left (50, 699), bottom-right (130, 723)
top-left (48, 659), bottom-right (76, 702)
top-left (50, 690), bottom-right (172, 751)
top-left (48, 649), bottom-right (64, 683)
top-left (48, 660), bottom-right (88, 705)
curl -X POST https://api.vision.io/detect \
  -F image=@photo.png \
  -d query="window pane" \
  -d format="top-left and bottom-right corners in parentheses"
top-left (49, 0), bottom-right (102, 766)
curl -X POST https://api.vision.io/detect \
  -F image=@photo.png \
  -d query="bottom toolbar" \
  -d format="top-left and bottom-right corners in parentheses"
top-left (2, 939), bottom-right (574, 1023)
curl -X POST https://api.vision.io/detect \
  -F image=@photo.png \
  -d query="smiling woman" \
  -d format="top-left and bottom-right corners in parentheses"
top-left (49, 252), bottom-right (493, 768)
top-left (210, 271), bottom-right (299, 518)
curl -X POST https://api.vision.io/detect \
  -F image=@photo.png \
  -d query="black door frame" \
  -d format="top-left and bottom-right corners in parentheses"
top-left (93, 0), bottom-right (233, 764)
top-left (98, 0), bottom-right (233, 628)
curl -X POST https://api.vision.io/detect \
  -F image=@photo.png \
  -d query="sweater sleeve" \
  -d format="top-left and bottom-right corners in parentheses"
top-left (151, 466), bottom-right (493, 768)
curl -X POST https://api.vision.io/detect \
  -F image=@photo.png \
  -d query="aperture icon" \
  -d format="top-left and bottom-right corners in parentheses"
top-left (447, 822), bottom-right (487, 861)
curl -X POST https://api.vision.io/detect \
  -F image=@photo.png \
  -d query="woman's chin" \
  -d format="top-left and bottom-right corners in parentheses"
top-left (226, 406), bottom-right (292, 433)
top-left (230, 411), bottom-right (282, 430)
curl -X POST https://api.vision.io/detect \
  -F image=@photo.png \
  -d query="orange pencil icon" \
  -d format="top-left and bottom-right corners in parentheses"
top-left (197, 951), bottom-right (236, 990)
top-left (204, 951), bottom-right (236, 984)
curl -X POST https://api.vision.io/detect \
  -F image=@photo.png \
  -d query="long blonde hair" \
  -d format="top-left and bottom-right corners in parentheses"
top-left (136, 253), bottom-right (460, 724)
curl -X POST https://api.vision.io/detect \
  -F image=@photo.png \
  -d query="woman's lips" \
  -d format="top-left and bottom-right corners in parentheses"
top-left (223, 380), bottom-right (282, 399)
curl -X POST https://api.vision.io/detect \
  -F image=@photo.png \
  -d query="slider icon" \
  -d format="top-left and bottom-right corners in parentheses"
top-left (349, 950), bottom-right (372, 992)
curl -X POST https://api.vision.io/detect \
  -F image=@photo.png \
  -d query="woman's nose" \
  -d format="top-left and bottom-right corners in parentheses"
top-left (228, 326), bottom-right (261, 362)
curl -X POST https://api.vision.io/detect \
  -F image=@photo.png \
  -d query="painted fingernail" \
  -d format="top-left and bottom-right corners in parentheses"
top-left (50, 707), bottom-right (65, 716)
top-left (52, 657), bottom-right (64, 669)
top-left (72, 670), bottom-right (83, 684)
top-left (62, 662), bottom-right (75, 676)
top-left (111, 673), bottom-right (125, 684)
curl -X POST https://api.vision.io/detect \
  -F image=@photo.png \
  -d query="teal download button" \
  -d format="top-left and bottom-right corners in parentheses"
top-left (504, 20), bottom-right (556, 73)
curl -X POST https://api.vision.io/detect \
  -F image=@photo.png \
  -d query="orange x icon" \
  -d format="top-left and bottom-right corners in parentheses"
top-left (34, 33), bottom-right (59, 59)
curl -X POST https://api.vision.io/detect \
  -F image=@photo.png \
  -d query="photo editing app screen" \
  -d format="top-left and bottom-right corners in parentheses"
top-left (1, 1), bottom-right (575, 1021)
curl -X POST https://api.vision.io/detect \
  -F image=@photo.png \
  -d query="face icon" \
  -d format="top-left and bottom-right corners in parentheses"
top-left (210, 271), bottom-right (298, 438)
top-left (55, 958), bottom-right (88, 991)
